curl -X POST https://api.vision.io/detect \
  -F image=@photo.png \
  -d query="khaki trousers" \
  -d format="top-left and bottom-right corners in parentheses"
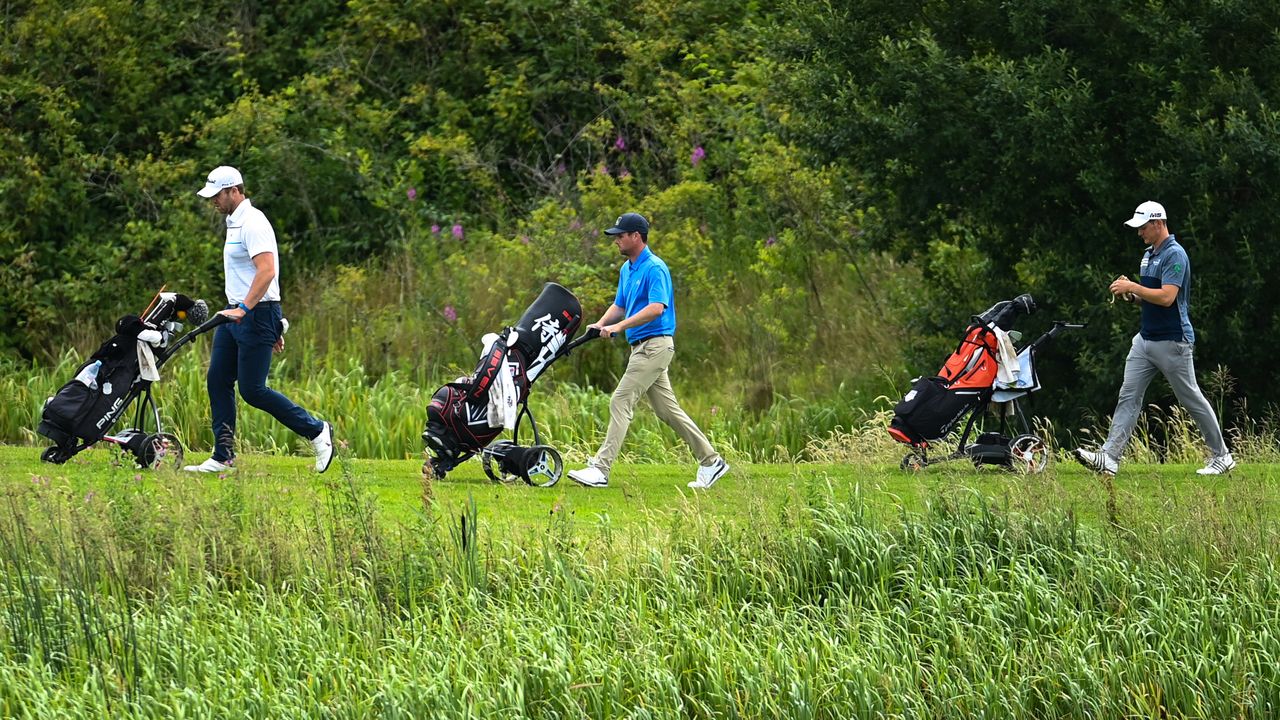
top-left (592, 335), bottom-right (720, 473)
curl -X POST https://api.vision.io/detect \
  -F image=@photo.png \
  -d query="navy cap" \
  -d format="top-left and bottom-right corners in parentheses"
top-left (603, 212), bottom-right (650, 236)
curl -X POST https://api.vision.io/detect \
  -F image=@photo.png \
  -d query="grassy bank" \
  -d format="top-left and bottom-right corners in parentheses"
top-left (1, 447), bottom-right (1279, 716)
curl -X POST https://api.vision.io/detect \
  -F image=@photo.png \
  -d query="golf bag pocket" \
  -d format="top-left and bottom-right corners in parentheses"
top-left (39, 379), bottom-right (95, 445)
top-left (39, 357), bottom-right (139, 446)
top-left (891, 376), bottom-right (977, 442)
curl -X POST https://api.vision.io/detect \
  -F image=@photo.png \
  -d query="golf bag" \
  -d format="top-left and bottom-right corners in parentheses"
top-left (888, 294), bottom-right (1083, 472)
top-left (38, 292), bottom-right (226, 468)
top-left (423, 282), bottom-right (598, 486)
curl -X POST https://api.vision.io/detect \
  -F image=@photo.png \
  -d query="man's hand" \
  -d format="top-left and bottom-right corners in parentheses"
top-left (1109, 275), bottom-right (1138, 297)
top-left (273, 335), bottom-right (285, 353)
top-left (588, 321), bottom-right (621, 339)
top-left (217, 308), bottom-right (246, 323)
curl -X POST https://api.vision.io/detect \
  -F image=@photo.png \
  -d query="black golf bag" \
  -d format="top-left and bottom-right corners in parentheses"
top-left (38, 292), bottom-right (226, 468)
top-left (888, 294), bottom-right (1083, 472)
top-left (423, 282), bottom-right (598, 486)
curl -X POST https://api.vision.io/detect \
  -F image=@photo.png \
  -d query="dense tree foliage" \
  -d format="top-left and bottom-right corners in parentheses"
top-left (779, 0), bottom-right (1280, 423)
top-left (2, 0), bottom-right (904, 418)
top-left (4, 0), bottom-right (1277, 439)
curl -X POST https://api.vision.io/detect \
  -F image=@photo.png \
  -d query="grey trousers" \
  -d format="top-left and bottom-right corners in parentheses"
top-left (1101, 334), bottom-right (1228, 461)
top-left (592, 335), bottom-right (720, 473)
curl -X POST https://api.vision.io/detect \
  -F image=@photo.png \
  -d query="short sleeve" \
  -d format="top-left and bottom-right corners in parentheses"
top-left (647, 266), bottom-right (673, 307)
top-left (1161, 249), bottom-right (1188, 288)
top-left (243, 214), bottom-right (277, 259)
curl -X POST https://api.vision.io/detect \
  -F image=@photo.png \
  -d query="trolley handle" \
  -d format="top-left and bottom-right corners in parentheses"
top-left (1028, 320), bottom-right (1086, 350)
top-left (156, 314), bottom-right (231, 363)
top-left (562, 326), bottom-right (602, 354)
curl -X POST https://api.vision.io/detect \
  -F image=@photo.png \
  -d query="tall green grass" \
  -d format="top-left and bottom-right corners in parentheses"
top-left (1, 461), bottom-right (1278, 717)
top-left (1, 348), bottom-right (896, 463)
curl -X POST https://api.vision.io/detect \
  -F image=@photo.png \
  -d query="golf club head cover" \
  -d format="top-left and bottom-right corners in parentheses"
top-left (115, 314), bottom-right (145, 339)
top-left (187, 299), bottom-right (209, 326)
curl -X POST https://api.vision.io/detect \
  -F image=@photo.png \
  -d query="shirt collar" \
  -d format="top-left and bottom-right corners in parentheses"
top-left (628, 245), bottom-right (653, 268)
top-left (226, 197), bottom-right (253, 228)
top-left (1150, 234), bottom-right (1177, 257)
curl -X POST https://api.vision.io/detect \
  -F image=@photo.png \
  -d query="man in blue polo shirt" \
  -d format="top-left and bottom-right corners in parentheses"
top-left (1074, 200), bottom-right (1233, 476)
top-left (568, 212), bottom-right (729, 489)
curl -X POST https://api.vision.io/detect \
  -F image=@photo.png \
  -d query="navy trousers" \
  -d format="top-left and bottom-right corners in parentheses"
top-left (206, 303), bottom-right (323, 462)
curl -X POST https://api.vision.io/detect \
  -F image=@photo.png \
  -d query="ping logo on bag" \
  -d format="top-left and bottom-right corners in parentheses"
top-left (95, 397), bottom-right (126, 430)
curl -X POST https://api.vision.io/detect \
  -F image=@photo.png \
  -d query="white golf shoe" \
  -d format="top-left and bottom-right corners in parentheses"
top-left (1196, 453), bottom-right (1236, 476)
top-left (689, 459), bottom-right (729, 489)
top-left (182, 458), bottom-right (234, 473)
top-left (313, 422), bottom-right (335, 473)
top-left (568, 465), bottom-right (609, 488)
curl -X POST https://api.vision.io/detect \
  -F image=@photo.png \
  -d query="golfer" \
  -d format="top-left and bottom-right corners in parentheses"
top-left (568, 212), bottom-right (729, 489)
top-left (183, 166), bottom-right (334, 473)
top-left (1074, 200), bottom-right (1233, 476)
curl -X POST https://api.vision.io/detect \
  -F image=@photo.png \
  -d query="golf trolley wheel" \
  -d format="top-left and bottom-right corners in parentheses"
top-left (520, 445), bottom-right (563, 488)
top-left (137, 433), bottom-right (184, 470)
top-left (481, 441), bottom-right (522, 484)
top-left (1008, 434), bottom-right (1048, 474)
top-left (900, 452), bottom-right (926, 472)
top-left (41, 446), bottom-right (68, 465)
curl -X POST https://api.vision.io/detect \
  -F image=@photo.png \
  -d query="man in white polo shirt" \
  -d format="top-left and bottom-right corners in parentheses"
top-left (183, 165), bottom-right (334, 473)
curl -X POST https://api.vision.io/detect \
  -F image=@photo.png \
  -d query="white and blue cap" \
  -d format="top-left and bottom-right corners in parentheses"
top-left (1124, 200), bottom-right (1167, 227)
top-left (197, 165), bottom-right (244, 198)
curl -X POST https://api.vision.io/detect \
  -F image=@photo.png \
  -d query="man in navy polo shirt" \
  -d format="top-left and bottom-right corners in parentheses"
top-left (568, 212), bottom-right (729, 489)
top-left (1074, 200), bottom-right (1234, 476)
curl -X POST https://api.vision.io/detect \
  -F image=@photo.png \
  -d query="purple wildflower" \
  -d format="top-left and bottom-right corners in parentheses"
top-left (569, 219), bottom-right (582, 231)
top-left (407, 187), bottom-right (417, 201)
top-left (614, 135), bottom-right (627, 151)
top-left (431, 224), bottom-right (441, 235)
top-left (555, 162), bottom-right (567, 176)
top-left (595, 164), bottom-right (609, 176)
top-left (443, 305), bottom-right (458, 323)
top-left (451, 224), bottom-right (464, 239)
top-left (520, 235), bottom-right (532, 245)
top-left (691, 146), bottom-right (706, 166)
top-left (765, 235), bottom-right (777, 247)
top-left (618, 168), bottom-right (631, 179)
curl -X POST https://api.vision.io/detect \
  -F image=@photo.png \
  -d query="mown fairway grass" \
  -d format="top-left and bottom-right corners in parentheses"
top-left (3, 445), bottom-right (1275, 538)
top-left (1, 444), bottom-right (1278, 717)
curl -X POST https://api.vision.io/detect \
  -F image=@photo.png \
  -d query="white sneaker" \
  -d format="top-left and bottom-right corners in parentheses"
top-left (312, 422), bottom-right (335, 473)
top-left (688, 459), bottom-right (729, 489)
top-left (1196, 453), bottom-right (1236, 475)
top-left (182, 458), bottom-right (233, 473)
top-left (1072, 448), bottom-right (1117, 477)
top-left (568, 465), bottom-right (608, 488)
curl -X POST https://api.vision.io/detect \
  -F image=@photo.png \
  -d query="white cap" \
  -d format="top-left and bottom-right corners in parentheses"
top-left (1124, 200), bottom-right (1167, 227)
top-left (197, 166), bottom-right (244, 198)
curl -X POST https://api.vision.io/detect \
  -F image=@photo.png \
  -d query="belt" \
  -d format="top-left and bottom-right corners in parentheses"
top-left (630, 334), bottom-right (671, 347)
top-left (225, 301), bottom-right (281, 309)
